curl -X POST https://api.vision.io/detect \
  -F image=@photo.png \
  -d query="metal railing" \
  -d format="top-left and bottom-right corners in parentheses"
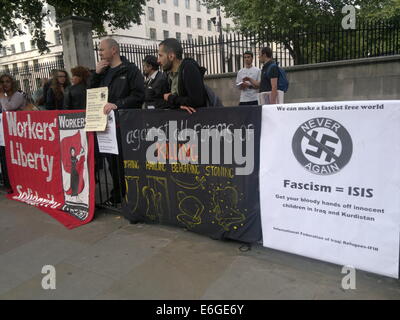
top-left (0, 56), bottom-right (65, 99)
top-left (94, 20), bottom-right (400, 74)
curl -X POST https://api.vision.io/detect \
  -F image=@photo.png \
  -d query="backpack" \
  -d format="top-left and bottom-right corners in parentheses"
top-left (266, 62), bottom-right (289, 93)
top-left (204, 84), bottom-right (224, 108)
top-left (178, 58), bottom-right (224, 108)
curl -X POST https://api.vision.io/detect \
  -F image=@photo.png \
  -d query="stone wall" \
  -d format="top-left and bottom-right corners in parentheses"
top-left (204, 55), bottom-right (400, 106)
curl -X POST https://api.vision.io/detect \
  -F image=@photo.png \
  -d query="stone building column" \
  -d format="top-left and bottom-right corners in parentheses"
top-left (58, 16), bottom-right (96, 74)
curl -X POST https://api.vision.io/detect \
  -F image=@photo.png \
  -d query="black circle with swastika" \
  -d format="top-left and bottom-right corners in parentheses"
top-left (292, 117), bottom-right (353, 175)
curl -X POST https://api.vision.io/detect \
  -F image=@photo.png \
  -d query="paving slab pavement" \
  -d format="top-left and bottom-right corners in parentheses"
top-left (0, 195), bottom-right (399, 300)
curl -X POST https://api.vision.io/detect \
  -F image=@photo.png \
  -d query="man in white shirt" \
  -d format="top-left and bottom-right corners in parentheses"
top-left (243, 47), bottom-right (284, 105)
top-left (142, 55), bottom-right (169, 109)
top-left (236, 51), bottom-right (261, 106)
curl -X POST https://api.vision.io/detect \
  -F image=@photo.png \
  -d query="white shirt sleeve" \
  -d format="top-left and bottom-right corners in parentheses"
top-left (236, 69), bottom-right (243, 85)
top-left (236, 69), bottom-right (244, 90)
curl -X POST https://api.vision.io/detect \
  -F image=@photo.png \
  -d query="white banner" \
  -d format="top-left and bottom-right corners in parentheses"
top-left (96, 110), bottom-right (119, 155)
top-left (0, 114), bottom-right (4, 146)
top-left (260, 101), bottom-right (400, 278)
top-left (84, 87), bottom-right (108, 132)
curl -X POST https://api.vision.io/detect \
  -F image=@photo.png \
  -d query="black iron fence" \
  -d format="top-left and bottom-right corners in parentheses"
top-left (0, 56), bottom-right (64, 99)
top-left (94, 20), bottom-right (400, 75)
top-left (95, 150), bottom-right (126, 212)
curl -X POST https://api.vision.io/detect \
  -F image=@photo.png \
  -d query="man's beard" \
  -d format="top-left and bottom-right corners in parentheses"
top-left (162, 60), bottom-right (173, 72)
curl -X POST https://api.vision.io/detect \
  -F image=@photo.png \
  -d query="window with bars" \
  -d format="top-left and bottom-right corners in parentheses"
top-left (175, 13), bottom-right (180, 26)
top-left (150, 28), bottom-right (157, 40)
top-left (162, 10), bottom-right (168, 23)
top-left (163, 30), bottom-right (169, 39)
top-left (148, 7), bottom-right (155, 21)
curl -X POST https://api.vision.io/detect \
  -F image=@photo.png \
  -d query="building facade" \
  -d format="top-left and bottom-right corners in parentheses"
top-left (0, 4), bottom-right (62, 66)
top-left (0, 1), bottom-right (233, 66)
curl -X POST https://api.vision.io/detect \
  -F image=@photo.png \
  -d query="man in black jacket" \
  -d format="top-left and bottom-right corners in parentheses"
top-left (158, 38), bottom-right (206, 114)
top-left (90, 38), bottom-right (145, 205)
top-left (91, 38), bottom-right (145, 114)
top-left (142, 55), bottom-right (169, 109)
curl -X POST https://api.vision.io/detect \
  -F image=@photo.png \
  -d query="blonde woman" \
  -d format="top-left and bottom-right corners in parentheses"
top-left (0, 74), bottom-right (27, 111)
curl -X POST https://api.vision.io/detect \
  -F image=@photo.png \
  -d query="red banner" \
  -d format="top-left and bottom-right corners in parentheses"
top-left (2, 110), bottom-right (95, 229)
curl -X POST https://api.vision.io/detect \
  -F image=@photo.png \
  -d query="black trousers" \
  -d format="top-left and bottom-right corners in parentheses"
top-left (0, 146), bottom-right (11, 190)
top-left (105, 153), bottom-right (126, 203)
top-left (94, 123), bottom-right (126, 204)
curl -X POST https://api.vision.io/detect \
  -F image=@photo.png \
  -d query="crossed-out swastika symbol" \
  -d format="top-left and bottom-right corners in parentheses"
top-left (305, 130), bottom-right (339, 162)
top-left (292, 117), bottom-right (353, 175)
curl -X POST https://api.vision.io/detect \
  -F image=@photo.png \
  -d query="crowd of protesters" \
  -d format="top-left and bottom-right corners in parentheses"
top-left (0, 37), bottom-right (285, 203)
top-left (0, 37), bottom-right (284, 113)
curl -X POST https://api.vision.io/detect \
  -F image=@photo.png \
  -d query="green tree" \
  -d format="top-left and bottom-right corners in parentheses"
top-left (0, 0), bottom-right (146, 54)
top-left (360, 0), bottom-right (400, 20)
top-left (206, 0), bottom-right (356, 31)
top-left (358, 1), bottom-right (400, 57)
top-left (204, 0), bottom-right (399, 64)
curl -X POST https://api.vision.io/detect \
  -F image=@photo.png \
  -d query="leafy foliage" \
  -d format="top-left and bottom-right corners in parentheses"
top-left (203, 0), bottom-right (400, 64)
top-left (0, 0), bottom-right (146, 54)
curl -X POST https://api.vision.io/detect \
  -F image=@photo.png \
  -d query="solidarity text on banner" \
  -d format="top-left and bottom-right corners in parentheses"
top-left (2, 110), bottom-right (95, 229)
